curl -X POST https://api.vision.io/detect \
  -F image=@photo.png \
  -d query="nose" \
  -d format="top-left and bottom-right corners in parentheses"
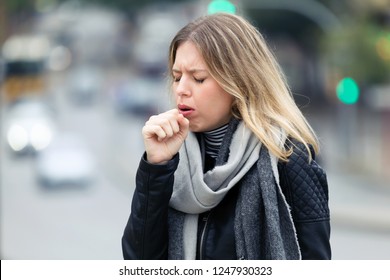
top-left (175, 77), bottom-right (191, 98)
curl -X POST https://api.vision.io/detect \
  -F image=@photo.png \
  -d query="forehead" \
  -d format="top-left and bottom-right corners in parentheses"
top-left (173, 41), bottom-right (206, 69)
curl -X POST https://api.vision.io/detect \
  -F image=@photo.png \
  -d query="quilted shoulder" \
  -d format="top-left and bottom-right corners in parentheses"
top-left (278, 142), bottom-right (330, 223)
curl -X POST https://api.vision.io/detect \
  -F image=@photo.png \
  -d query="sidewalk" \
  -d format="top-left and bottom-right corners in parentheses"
top-left (327, 169), bottom-right (390, 233)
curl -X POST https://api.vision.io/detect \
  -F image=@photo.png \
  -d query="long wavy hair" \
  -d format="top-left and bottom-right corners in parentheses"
top-left (168, 13), bottom-right (319, 161)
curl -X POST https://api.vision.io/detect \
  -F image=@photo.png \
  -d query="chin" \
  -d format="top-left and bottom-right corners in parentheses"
top-left (189, 122), bottom-right (204, 133)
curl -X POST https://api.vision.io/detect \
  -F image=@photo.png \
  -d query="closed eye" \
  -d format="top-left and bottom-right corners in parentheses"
top-left (195, 78), bottom-right (205, 84)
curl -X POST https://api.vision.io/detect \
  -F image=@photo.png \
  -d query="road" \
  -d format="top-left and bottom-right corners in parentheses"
top-left (1, 67), bottom-right (144, 259)
top-left (1, 67), bottom-right (390, 260)
top-left (327, 169), bottom-right (390, 260)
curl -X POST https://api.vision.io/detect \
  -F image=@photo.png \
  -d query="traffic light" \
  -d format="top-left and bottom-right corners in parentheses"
top-left (336, 77), bottom-right (360, 104)
top-left (207, 0), bottom-right (236, 15)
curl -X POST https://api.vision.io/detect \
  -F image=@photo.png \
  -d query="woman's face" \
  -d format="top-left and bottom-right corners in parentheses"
top-left (172, 41), bottom-right (234, 132)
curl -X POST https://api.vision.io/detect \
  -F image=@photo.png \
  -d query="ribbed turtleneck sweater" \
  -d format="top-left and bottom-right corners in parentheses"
top-left (203, 123), bottom-right (229, 159)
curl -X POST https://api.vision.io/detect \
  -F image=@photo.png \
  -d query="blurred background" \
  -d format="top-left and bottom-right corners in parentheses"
top-left (0, 0), bottom-right (389, 260)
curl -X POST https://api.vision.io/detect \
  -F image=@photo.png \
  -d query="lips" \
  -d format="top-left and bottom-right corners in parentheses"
top-left (178, 104), bottom-right (194, 117)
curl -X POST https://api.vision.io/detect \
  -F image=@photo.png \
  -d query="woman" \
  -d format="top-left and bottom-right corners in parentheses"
top-left (122, 13), bottom-right (331, 260)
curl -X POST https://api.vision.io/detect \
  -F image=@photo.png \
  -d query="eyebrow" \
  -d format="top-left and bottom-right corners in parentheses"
top-left (172, 68), bottom-right (208, 74)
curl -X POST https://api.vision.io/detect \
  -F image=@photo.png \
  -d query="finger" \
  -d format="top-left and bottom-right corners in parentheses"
top-left (169, 117), bottom-right (180, 134)
top-left (178, 113), bottom-right (190, 130)
top-left (143, 109), bottom-right (183, 141)
top-left (146, 109), bottom-right (178, 126)
top-left (162, 109), bottom-right (180, 133)
top-left (150, 110), bottom-right (181, 135)
top-left (166, 108), bottom-right (180, 115)
top-left (158, 118), bottom-right (176, 138)
top-left (142, 124), bottom-right (167, 141)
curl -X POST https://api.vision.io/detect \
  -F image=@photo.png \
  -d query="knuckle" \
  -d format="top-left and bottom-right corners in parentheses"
top-left (160, 118), bottom-right (170, 126)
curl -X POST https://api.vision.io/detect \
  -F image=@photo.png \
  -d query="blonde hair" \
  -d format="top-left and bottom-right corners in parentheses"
top-left (168, 13), bottom-right (319, 161)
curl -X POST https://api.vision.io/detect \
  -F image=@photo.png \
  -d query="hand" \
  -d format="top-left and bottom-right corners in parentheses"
top-left (142, 109), bottom-right (189, 164)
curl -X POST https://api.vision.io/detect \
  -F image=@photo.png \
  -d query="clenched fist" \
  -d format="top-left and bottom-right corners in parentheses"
top-left (142, 109), bottom-right (190, 164)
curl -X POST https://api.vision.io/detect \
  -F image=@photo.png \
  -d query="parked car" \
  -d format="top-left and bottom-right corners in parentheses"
top-left (4, 98), bottom-right (56, 155)
top-left (67, 66), bottom-right (102, 105)
top-left (35, 133), bottom-right (96, 188)
top-left (110, 76), bottom-right (170, 118)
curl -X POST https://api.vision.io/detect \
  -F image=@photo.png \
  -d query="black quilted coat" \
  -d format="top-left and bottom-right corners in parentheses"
top-left (122, 142), bottom-right (331, 260)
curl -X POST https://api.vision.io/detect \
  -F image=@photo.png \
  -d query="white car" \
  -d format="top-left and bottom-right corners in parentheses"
top-left (68, 66), bottom-right (102, 105)
top-left (36, 133), bottom-right (96, 188)
top-left (4, 98), bottom-right (56, 154)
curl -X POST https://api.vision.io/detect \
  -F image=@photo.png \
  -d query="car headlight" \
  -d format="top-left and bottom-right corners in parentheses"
top-left (31, 124), bottom-right (53, 151)
top-left (7, 124), bottom-right (29, 151)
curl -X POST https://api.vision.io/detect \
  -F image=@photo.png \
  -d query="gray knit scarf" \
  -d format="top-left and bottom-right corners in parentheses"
top-left (168, 119), bottom-right (301, 260)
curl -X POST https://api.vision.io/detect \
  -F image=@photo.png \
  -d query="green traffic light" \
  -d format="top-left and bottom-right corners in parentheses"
top-left (336, 77), bottom-right (360, 104)
top-left (207, 0), bottom-right (236, 15)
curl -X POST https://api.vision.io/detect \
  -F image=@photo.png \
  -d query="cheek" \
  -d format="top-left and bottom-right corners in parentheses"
top-left (171, 84), bottom-right (178, 96)
top-left (205, 95), bottom-right (234, 121)
top-left (217, 92), bottom-right (234, 111)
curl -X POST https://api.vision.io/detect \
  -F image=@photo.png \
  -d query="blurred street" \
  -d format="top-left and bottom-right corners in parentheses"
top-left (328, 170), bottom-right (390, 259)
top-left (1, 0), bottom-right (390, 260)
top-left (1, 82), bottom-right (390, 259)
top-left (1, 66), bottom-right (146, 259)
